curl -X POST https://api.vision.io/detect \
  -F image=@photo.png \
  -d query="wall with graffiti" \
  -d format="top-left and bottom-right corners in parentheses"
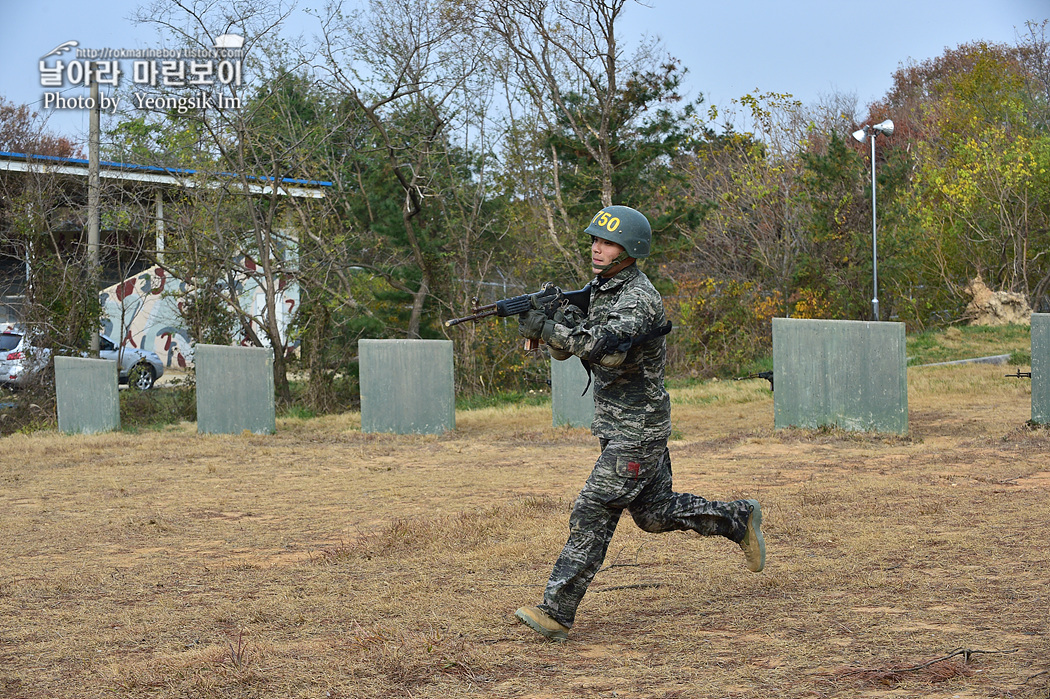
top-left (100, 262), bottom-right (298, 370)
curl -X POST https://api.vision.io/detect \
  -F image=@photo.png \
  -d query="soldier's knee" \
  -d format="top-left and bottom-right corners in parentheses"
top-left (628, 509), bottom-right (663, 533)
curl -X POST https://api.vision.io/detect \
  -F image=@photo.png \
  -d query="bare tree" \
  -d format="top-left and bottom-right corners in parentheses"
top-left (678, 92), bottom-right (809, 291)
top-left (0, 101), bottom-right (100, 425)
top-left (484, 0), bottom-right (633, 206)
top-left (134, 0), bottom-right (324, 403)
top-left (480, 0), bottom-right (661, 282)
top-left (316, 0), bottom-right (495, 339)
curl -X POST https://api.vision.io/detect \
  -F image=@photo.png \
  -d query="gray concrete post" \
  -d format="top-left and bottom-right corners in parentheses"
top-left (551, 355), bottom-right (594, 428)
top-left (359, 339), bottom-right (455, 434)
top-left (773, 318), bottom-right (908, 434)
top-left (1032, 314), bottom-right (1049, 424)
top-left (55, 356), bottom-right (120, 434)
top-left (195, 344), bottom-right (276, 435)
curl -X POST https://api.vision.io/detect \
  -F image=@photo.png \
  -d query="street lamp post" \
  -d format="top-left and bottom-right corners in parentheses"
top-left (852, 119), bottom-right (893, 321)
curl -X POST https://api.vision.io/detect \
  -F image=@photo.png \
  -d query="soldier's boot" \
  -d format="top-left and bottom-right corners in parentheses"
top-left (739, 499), bottom-right (766, 572)
top-left (515, 606), bottom-right (569, 642)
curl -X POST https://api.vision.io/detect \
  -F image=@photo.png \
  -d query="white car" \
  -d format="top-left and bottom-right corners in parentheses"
top-left (0, 330), bottom-right (50, 388)
top-left (0, 330), bottom-right (165, 390)
top-left (99, 334), bottom-right (165, 390)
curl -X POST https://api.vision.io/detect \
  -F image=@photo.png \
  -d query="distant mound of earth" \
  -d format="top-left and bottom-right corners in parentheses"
top-left (963, 276), bottom-right (1032, 326)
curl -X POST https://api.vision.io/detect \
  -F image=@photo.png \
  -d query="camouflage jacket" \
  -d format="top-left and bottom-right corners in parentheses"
top-left (546, 265), bottom-right (672, 442)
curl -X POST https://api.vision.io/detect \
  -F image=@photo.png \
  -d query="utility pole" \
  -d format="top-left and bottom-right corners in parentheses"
top-left (851, 119), bottom-right (894, 322)
top-left (88, 63), bottom-right (100, 355)
top-left (869, 132), bottom-right (878, 322)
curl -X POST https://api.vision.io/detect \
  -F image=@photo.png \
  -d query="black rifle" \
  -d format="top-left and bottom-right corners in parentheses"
top-left (445, 282), bottom-right (591, 351)
top-left (445, 282), bottom-right (591, 327)
top-left (735, 370), bottom-right (774, 391)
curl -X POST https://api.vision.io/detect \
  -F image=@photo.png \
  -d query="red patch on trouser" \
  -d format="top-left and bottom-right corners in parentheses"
top-left (627, 461), bottom-right (640, 477)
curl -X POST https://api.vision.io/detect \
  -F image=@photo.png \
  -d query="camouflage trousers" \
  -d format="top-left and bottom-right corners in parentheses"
top-left (537, 438), bottom-right (751, 628)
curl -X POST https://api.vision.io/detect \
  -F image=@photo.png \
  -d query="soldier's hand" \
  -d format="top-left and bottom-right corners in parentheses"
top-left (552, 304), bottom-right (584, 328)
top-left (530, 286), bottom-right (561, 314)
top-left (518, 309), bottom-right (550, 340)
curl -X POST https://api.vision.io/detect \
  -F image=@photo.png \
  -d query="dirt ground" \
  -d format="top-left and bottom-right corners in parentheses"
top-left (1, 363), bottom-right (1049, 698)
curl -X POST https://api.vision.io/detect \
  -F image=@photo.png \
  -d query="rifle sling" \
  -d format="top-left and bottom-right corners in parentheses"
top-left (579, 321), bottom-right (673, 396)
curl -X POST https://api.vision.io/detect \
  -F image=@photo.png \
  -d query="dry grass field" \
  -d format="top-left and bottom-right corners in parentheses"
top-left (2, 363), bottom-right (1049, 698)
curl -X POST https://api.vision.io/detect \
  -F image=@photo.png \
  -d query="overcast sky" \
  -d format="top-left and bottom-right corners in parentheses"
top-left (1, 0), bottom-right (1046, 147)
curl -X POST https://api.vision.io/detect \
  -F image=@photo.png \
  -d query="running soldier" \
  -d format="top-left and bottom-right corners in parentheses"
top-left (514, 205), bottom-right (766, 642)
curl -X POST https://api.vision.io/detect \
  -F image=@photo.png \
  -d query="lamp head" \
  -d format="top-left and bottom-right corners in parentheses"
top-left (873, 119), bottom-right (894, 136)
top-left (852, 127), bottom-right (868, 143)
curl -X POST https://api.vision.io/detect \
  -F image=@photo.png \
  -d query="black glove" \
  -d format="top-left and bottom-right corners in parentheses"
top-left (552, 304), bottom-right (584, 328)
top-left (518, 309), bottom-right (552, 340)
top-left (531, 287), bottom-right (561, 314)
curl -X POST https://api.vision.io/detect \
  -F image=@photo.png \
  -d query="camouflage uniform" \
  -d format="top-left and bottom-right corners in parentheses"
top-left (536, 264), bottom-right (753, 628)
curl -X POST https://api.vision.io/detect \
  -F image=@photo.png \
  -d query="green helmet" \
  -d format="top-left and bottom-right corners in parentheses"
top-left (584, 205), bottom-right (651, 259)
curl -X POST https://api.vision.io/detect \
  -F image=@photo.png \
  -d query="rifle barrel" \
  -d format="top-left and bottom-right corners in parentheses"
top-left (445, 308), bottom-right (498, 327)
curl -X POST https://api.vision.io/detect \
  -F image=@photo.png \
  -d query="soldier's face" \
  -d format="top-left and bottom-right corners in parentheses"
top-left (591, 237), bottom-right (625, 275)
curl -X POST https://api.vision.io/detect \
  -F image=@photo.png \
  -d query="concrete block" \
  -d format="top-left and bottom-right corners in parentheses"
top-left (195, 344), bottom-right (275, 435)
top-left (55, 356), bottom-right (120, 434)
top-left (359, 339), bottom-right (454, 434)
top-left (1032, 314), bottom-right (1050, 424)
top-left (773, 318), bottom-right (908, 434)
top-left (551, 355), bottom-right (594, 428)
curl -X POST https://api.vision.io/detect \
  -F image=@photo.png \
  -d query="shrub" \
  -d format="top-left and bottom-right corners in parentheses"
top-left (119, 386), bottom-right (196, 428)
top-left (664, 275), bottom-right (779, 378)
